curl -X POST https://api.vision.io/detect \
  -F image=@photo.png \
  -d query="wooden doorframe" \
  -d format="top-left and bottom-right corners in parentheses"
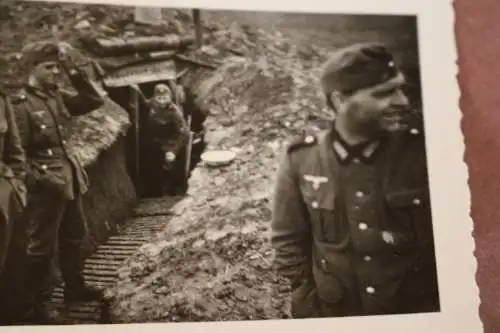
top-left (193, 9), bottom-right (203, 48)
top-left (129, 86), bottom-right (141, 185)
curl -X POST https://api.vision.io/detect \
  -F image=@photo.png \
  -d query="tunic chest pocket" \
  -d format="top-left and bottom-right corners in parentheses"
top-left (384, 188), bottom-right (430, 243)
top-left (300, 177), bottom-right (341, 244)
top-left (31, 110), bottom-right (56, 141)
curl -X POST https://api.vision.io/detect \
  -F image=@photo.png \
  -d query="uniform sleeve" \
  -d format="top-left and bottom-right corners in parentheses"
top-left (2, 96), bottom-right (26, 180)
top-left (159, 105), bottom-right (190, 154)
top-left (61, 68), bottom-right (104, 116)
top-left (271, 150), bottom-right (313, 285)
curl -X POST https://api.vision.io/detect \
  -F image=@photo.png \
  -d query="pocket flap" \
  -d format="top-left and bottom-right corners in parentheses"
top-left (384, 188), bottom-right (428, 208)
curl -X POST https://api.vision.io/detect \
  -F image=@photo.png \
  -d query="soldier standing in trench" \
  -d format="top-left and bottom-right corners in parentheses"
top-left (10, 41), bottom-right (105, 323)
top-left (271, 42), bottom-right (439, 318)
top-left (0, 92), bottom-right (27, 281)
top-left (0, 92), bottom-right (28, 325)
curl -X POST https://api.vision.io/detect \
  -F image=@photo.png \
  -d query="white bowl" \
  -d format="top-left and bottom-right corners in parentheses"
top-left (201, 150), bottom-right (236, 167)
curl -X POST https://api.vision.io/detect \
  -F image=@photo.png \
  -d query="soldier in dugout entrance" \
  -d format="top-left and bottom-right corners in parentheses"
top-left (144, 83), bottom-right (190, 196)
top-left (271, 42), bottom-right (439, 318)
top-left (9, 41), bottom-right (105, 323)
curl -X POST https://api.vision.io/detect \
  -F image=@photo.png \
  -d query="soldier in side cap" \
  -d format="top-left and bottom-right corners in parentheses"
top-left (143, 83), bottom-right (190, 196)
top-left (9, 40), bottom-right (105, 323)
top-left (271, 42), bottom-right (439, 318)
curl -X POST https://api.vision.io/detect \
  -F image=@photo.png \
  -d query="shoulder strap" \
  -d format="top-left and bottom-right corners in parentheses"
top-left (286, 133), bottom-right (318, 154)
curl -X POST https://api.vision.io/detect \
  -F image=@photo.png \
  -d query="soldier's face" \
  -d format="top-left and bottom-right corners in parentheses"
top-left (33, 61), bottom-right (61, 87)
top-left (155, 93), bottom-right (172, 107)
top-left (338, 73), bottom-right (410, 135)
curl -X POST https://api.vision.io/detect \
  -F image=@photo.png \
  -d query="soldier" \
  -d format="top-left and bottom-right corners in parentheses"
top-left (11, 41), bottom-right (105, 323)
top-left (271, 43), bottom-right (439, 318)
top-left (145, 83), bottom-right (190, 196)
top-left (0, 92), bottom-right (28, 325)
top-left (0, 91), bottom-right (27, 277)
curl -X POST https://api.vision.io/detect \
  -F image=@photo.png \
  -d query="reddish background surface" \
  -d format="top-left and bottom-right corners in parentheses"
top-left (455, 1), bottom-right (500, 332)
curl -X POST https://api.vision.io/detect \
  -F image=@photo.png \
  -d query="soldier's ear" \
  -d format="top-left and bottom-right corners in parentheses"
top-left (327, 90), bottom-right (344, 113)
top-left (28, 75), bottom-right (37, 87)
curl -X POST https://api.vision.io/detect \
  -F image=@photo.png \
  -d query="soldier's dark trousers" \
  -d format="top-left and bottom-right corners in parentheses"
top-left (0, 178), bottom-right (25, 323)
top-left (0, 177), bottom-right (24, 277)
top-left (22, 191), bottom-right (88, 307)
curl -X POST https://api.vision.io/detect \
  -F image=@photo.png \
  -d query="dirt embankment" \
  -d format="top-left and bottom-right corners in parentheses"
top-left (104, 22), bottom-right (334, 321)
top-left (106, 18), bottom-right (424, 323)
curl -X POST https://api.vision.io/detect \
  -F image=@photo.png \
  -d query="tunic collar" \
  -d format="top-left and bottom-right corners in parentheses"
top-left (26, 83), bottom-right (57, 100)
top-left (329, 124), bottom-right (385, 165)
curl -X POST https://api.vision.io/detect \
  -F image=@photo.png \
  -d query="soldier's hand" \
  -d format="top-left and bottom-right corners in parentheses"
top-left (10, 178), bottom-right (27, 207)
top-left (165, 152), bottom-right (176, 162)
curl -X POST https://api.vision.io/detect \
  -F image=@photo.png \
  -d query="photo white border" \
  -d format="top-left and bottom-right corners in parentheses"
top-left (7, 0), bottom-right (481, 332)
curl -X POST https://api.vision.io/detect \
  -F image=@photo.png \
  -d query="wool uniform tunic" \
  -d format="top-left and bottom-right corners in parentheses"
top-left (271, 116), bottom-right (439, 317)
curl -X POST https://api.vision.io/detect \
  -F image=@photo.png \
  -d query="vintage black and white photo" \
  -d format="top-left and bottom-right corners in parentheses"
top-left (0, 0), bottom-right (480, 332)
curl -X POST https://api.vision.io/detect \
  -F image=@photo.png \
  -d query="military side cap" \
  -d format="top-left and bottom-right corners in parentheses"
top-left (18, 40), bottom-right (61, 70)
top-left (320, 42), bottom-right (399, 95)
top-left (154, 83), bottom-right (172, 96)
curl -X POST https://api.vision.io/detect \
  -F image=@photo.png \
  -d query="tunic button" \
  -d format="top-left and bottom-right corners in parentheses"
top-left (41, 164), bottom-right (47, 170)
top-left (366, 286), bottom-right (376, 294)
top-left (410, 128), bottom-right (420, 135)
top-left (58, 125), bottom-right (63, 130)
top-left (358, 222), bottom-right (368, 230)
top-left (47, 149), bottom-right (53, 156)
top-left (364, 256), bottom-right (372, 262)
top-left (413, 198), bottom-right (421, 205)
top-left (311, 201), bottom-right (319, 209)
top-left (40, 124), bottom-right (46, 130)
top-left (304, 135), bottom-right (314, 144)
top-left (62, 140), bottom-right (67, 144)
top-left (355, 191), bottom-right (364, 198)
top-left (353, 158), bottom-right (360, 164)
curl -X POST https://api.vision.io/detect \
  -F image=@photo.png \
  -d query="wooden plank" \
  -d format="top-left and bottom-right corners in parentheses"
top-left (104, 71), bottom-right (179, 87)
top-left (174, 54), bottom-right (218, 70)
top-left (193, 9), bottom-right (203, 48)
top-left (130, 87), bottom-right (140, 185)
top-left (93, 35), bottom-right (194, 56)
top-left (108, 60), bottom-right (176, 78)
